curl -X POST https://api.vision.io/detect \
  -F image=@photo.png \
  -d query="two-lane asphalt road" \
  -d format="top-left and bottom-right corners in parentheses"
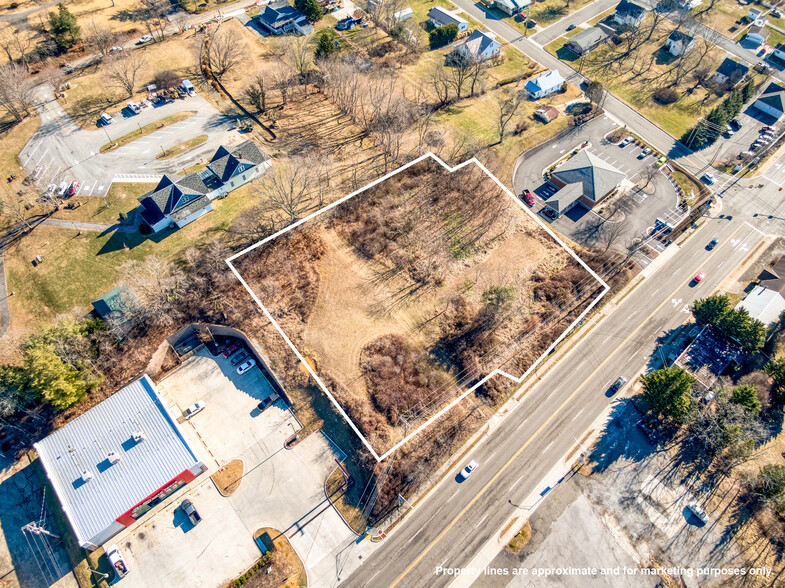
top-left (344, 218), bottom-right (766, 588)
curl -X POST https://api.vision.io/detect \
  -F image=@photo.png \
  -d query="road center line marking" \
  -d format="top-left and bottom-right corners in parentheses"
top-left (389, 222), bottom-right (752, 588)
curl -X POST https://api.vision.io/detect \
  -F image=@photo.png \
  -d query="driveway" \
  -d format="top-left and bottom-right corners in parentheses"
top-left (115, 349), bottom-right (358, 588)
top-left (18, 84), bottom-right (237, 198)
top-left (513, 115), bottom-right (685, 265)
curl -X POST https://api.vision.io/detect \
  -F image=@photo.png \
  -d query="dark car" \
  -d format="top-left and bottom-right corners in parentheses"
top-left (566, 23), bottom-right (576, 31)
top-left (522, 189), bottom-right (535, 206)
top-left (181, 499), bottom-right (201, 525)
top-left (231, 350), bottom-right (249, 366)
top-left (609, 376), bottom-right (627, 394)
top-left (256, 393), bottom-right (280, 412)
top-left (526, 19), bottom-right (537, 28)
top-left (542, 207), bottom-right (557, 220)
top-left (729, 119), bottom-right (742, 131)
top-left (706, 238), bottom-right (718, 250)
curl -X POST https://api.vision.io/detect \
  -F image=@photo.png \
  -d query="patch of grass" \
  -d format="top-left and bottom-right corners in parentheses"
top-left (156, 133), bottom-right (208, 160)
top-left (5, 182), bottom-right (258, 329)
top-left (211, 458), bottom-right (244, 496)
top-left (671, 170), bottom-right (701, 203)
top-left (545, 35), bottom-right (582, 62)
top-left (250, 528), bottom-right (307, 588)
top-left (325, 463), bottom-right (368, 534)
top-left (506, 520), bottom-right (532, 553)
top-left (589, 8), bottom-right (616, 26)
top-left (50, 182), bottom-right (150, 225)
top-left (100, 111), bottom-right (195, 153)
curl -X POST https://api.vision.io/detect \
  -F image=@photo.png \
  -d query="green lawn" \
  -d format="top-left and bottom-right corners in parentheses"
top-left (6, 184), bottom-right (257, 325)
top-left (50, 183), bottom-right (151, 225)
top-left (589, 8), bottom-right (616, 26)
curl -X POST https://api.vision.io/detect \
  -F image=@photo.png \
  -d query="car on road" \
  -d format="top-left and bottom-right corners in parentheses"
top-left (222, 342), bottom-right (241, 358)
top-left (687, 502), bottom-right (708, 524)
top-left (184, 401), bottom-right (206, 419)
top-left (701, 172), bottom-right (717, 185)
top-left (609, 376), bottom-right (628, 394)
top-left (137, 34), bottom-right (152, 44)
top-left (257, 393), bottom-right (280, 412)
top-left (231, 350), bottom-right (249, 366)
top-left (106, 544), bottom-right (129, 579)
top-left (693, 271), bottom-right (705, 283)
top-left (459, 460), bottom-right (478, 480)
top-left (706, 238), bottom-right (718, 250)
top-left (655, 156), bottom-right (667, 166)
top-left (66, 180), bottom-right (80, 196)
top-left (237, 358), bottom-right (257, 375)
top-left (181, 499), bottom-right (202, 525)
top-left (521, 189), bottom-right (535, 206)
top-left (108, 45), bottom-right (123, 53)
top-left (566, 23), bottom-right (576, 31)
top-left (619, 135), bottom-right (634, 147)
top-left (638, 147), bottom-right (652, 159)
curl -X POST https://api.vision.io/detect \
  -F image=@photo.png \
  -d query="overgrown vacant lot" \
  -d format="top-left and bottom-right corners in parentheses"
top-left (235, 157), bottom-right (604, 454)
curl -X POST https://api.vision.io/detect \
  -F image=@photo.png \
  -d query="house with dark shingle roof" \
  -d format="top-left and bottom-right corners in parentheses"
top-left (712, 58), bottom-right (749, 88)
top-left (427, 6), bottom-right (469, 32)
top-left (754, 82), bottom-right (785, 120)
top-left (613, 0), bottom-right (646, 27)
top-left (255, 0), bottom-right (314, 35)
top-left (138, 140), bottom-right (271, 233)
top-left (545, 150), bottom-right (626, 216)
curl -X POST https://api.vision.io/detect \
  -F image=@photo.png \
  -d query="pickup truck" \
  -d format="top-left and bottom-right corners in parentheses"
top-left (182, 499), bottom-right (201, 525)
top-left (257, 393), bottom-right (280, 412)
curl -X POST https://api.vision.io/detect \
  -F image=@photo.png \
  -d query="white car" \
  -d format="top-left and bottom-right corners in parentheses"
top-left (619, 135), bottom-right (634, 147)
top-left (137, 34), bottom-right (152, 44)
top-left (237, 358), bottom-right (257, 375)
top-left (106, 544), bottom-right (129, 579)
top-left (688, 502), bottom-right (708, 524)
top-left (459, 460), bottom-right (478, 480)
top-left (183, 401), bottom-right (206, 419)
top-left (701, 172), bottom-right (717, 185)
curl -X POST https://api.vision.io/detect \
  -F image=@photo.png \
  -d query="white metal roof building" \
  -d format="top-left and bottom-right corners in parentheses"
top-left (736, 285), bottom-right (785, 329)
top-left (35, 375), bottom-right (207, 550)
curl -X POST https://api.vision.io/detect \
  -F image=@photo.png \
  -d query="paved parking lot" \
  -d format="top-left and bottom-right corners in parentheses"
top-left (513, 115), bottom-right (685, 265)
top-left (111, 346), bottom-right (356, 588)
top-left (18, 84), bottom-right (237, 198)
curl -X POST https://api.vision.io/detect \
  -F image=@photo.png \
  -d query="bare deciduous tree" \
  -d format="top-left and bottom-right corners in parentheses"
top-left (244, 73), bottom-right (267, 112)
top-left (0, 63), bottom-right (35, 122)
top-left (105, 51), bottom-right (146, 98)
top-left (120, 256), bottom-right (186, 327)
top-left (495, 89), bottom-right (523, 144)
top-left (429, 62), bottom-right (451, 108)
top-left (207, 26), bottom-right (246, 80)
top-left (137, 0), bottom-right (170, 42)
top-left (86, 20), bottom-right (117, 56)
top-left (0, 185), bottom-right (32, 231)
top-left (283, 36), bottom-right (314, 95)
top-left (257, 159), bottom-right (315, 225)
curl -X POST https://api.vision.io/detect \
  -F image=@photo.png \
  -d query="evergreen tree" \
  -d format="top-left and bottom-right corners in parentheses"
top-left (742, 79), bottom-right (756, 103)
top-left (764, 359), bottom-right (785, 402)
top-left (23, 344), bottom-right (97, 410)
top-left (691, 295), bottom-right (732, 326)
top-left (315, 31), bottom-right (336, 59)
top-left (429, 24), bottom-right (458, 49)
top-left (48, 3), bottom-right (81, 52)
top-left (641, 367), bottom-right (696, 422)
top-left (295, 0), bottom-right (324, 24)
top-left (730, 384), bottom-right (761, 414)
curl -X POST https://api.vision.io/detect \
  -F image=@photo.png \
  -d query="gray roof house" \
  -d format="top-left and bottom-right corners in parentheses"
top-left (613, 0), bottom-right (646, 27)
top-left (760, 256), bottom-right (785, 295)
top-left (546, 150), bottom-right (626, 215)
top-left (746, 24), bottom-right (769, 46)
top-left (712, 58), bottom-right (749, 88)
top-left (34, 375), bottom-right (207, 550)
top-left (665, 30), bottom-right (695, 56)
top-left (139, 140), bottom-right (271, 233)
top-left (736, 285), bottom-right (785, 329)
top-left (255, 0), bottom-right (314, 35)
top-left (427, 6), bottom-right (469, 32)
top-left (754, 82), bottom-right (785, 120)
top-left (453, 30), bottom-right (502, 62)
top-left (566, 27), bottom-right (609, 55)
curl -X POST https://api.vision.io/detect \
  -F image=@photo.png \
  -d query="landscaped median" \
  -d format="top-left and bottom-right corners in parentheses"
top-left (99, 111), bottom-right (197, 153)
top-left (156, 134), bottom-right (208, 160)
top-left (227, 528), bottom-right (306, 588)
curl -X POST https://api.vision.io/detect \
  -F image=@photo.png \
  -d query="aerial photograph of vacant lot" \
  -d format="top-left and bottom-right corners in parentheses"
top-left (233, 156), bottom-right (605, 455)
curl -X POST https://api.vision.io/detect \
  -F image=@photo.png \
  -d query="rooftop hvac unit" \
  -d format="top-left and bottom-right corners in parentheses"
top-left (132, 430), bottom-right (146, 443)
top-left (107, 451), bottom-right (121, 465)
top-left (81, 470), bottom-right (94, 483)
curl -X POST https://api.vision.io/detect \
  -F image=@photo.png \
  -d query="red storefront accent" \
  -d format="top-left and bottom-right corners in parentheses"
top-left (115, 469), bottom-right (197, 527)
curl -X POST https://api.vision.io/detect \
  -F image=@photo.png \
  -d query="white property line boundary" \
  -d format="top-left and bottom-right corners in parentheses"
top-left (225, 152), bottom-right (610, 462)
